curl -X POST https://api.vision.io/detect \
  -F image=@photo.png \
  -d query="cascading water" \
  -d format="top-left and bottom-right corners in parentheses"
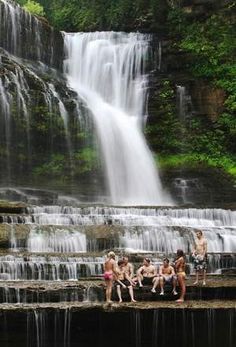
top-left (0, 4), bottom-right (235, 346)
top-left (0, 0), bottom-right (62, 68)
top-left (1, 206), bottom-right (235, 275)
top-left (64, 32), bottom-right (170, 205)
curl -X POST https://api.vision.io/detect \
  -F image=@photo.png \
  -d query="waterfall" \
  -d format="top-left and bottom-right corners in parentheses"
top-left (0, 0), bottom-right (63, 68)
top-left (177, 85), bottom-right (186, 120)
top-left (63, 32), bottom-right (170, 205)
top-left (24, 206), bottom-right (236, 227)
top-left (158, 41), bottom-right (162, 71)
top-left (0, 77), bottom-right (11, 180)
top-left (27, 227), bottom-right (87, 253)
top-left (0, 255), bottom-right (103, 280)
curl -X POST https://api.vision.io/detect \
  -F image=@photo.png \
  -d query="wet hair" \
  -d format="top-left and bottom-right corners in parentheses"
top-left (163, 258), bottom-right (169, 263)
top-left (108, 251), bottom-right (116, 259)
top-left (176, 249), bottom-right (184, 257)
top-left (118, 259), bottom-right (125, 266)
top-left (144, 257), bottom-right (151, 264)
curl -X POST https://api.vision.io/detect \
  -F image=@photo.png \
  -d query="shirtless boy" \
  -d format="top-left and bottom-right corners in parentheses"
top-left (103, 251), bottom-right (117, 303)
top-left (158, 258), bottom-right (177, 295)
top-left (115, 260), bottom-right (136, 303)
top-left (123, 256), bottom-right (134, 278)
top-left (137, 258), bottom-right (159, 293)
top-left (192, 230), bottom-right (208, 285)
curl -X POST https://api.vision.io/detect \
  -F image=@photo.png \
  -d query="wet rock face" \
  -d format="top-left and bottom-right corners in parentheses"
top-left (162, 168), bottom-right (236, 206)
top-left (0, 306), bottom-right (235, 347)
top-left (190, 83), bottom-right (226, 121)
top-left (0, 0), bottom-right (64, 69)
top-left (0, 47), bottom-right (100, 193)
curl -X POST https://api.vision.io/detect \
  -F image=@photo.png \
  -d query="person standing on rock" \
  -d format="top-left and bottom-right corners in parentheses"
top-left (192, 230), bottom-right (208, 285)
top-left (103, 251), bottom-right (117, 303)
top-left (175, 249), bottom-right (186, 303)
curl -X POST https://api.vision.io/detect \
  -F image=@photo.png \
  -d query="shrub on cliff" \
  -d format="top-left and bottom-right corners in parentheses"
top-left (24, 0), bottom-right (45, 16)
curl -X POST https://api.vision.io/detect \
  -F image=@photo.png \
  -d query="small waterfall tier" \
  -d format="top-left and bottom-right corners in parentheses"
top-left (64, 32), bottom-right (171, 205)
top-left (25, 206), bottom-right (236, 227)
top-left (2, 206), bottom-right (236, 254)
top-left (0, 255), bottom-right (103, 281)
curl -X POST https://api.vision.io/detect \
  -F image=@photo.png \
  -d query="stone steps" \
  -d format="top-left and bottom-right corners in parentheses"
top-left (0, 277), bottom-right (235, 304)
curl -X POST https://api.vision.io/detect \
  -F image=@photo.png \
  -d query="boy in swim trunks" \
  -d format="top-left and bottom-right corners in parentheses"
top-left (192, 230), bottom-right (208, 285)
top-left (104, 251), bottom-right (117, 303)
top-left (115, 260), bottom-right (136, 303)
top-left (158, 258), bottom-right (177, 295)
top-left (122, 256), bottom-right (136, 286)
top-left (137, 258), bottom-right (159, 293)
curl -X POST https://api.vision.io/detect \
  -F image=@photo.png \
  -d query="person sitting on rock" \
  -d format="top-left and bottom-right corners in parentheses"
top-left (137, 257), bottom-right (159, 293)
top-left (158, 258), bottom-right (177, 296)
top-left (122, 256), bottom-right (134, 277)
top-left (115, 259), bottom-right (136, 303)
top-left (122, 256), bottom-right (136, 285)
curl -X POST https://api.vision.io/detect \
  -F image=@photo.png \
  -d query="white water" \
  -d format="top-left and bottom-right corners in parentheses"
top-left (4, 206), bottom-right (236, 254)
top-left (25, 206), bottom-right (236, 227)
top-left (27, 227), bottom-right (86, 253)
top-left (0, 0), bottom-right (57, 65)
top-left (64, 32), bottom-right (170, 205)
top-left (0, 255), bottom-right (103, 280)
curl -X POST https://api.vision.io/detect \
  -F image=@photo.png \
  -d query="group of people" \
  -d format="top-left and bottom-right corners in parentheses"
top-left (103, 230), bottom-right (208, 304)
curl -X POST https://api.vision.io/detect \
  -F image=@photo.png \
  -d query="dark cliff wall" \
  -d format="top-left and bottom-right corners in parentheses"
top-left (0, 1), bottom-right (102, 196)
top-left (144, 0), bottom-right (236, 204)
top-left (0, 307), bottom-right (235, 347)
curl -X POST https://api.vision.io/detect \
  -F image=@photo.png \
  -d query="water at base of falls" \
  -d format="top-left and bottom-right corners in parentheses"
top-left (64, 32), bottom-right (171, 206)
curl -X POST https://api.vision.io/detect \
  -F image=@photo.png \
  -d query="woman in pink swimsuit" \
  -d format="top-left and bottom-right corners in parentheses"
top-left (103, 251), bottom-right (117, 303)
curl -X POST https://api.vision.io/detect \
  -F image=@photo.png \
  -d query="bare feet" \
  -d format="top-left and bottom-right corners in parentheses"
top-left (131, 299), bottom-right (136, 302)
top-left (175, 299), bottom-right (184, 303)
top-left (159, 291), bottom-right (164, 295)
top-left (151, 288), bottom-right (156, 293)
top-left (119, 299), bottom-right (122, 303)
top-left (172, 290), bottom-right (178, 295)
top-left (193, 281), bottom-right (198, 285)
top-left (203, 281), bottom-right (206, 286)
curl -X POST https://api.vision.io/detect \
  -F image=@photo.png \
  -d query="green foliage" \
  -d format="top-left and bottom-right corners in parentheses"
top-left (23, 1), bottom-right (45, 17)
top-left (158, 154), bottom-right (236, 178)
top-left (73, 147), bottom-right (98, 174)
top-left (176, 12), bottom-right (236, 115)
top-left (146, 80), bottom-right (183, 154)
top-left (162, 6), bottom-right (236, 179)
top-left (16, 0), bottom-right (27, 5)
top-left (33, 154), bottom-right (66, 178)
top-left (33, 0), bottom-right (170, 32)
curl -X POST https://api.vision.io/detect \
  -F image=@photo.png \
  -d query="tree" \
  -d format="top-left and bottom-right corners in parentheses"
top-left (23, 0), bottom-right (45, 17)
